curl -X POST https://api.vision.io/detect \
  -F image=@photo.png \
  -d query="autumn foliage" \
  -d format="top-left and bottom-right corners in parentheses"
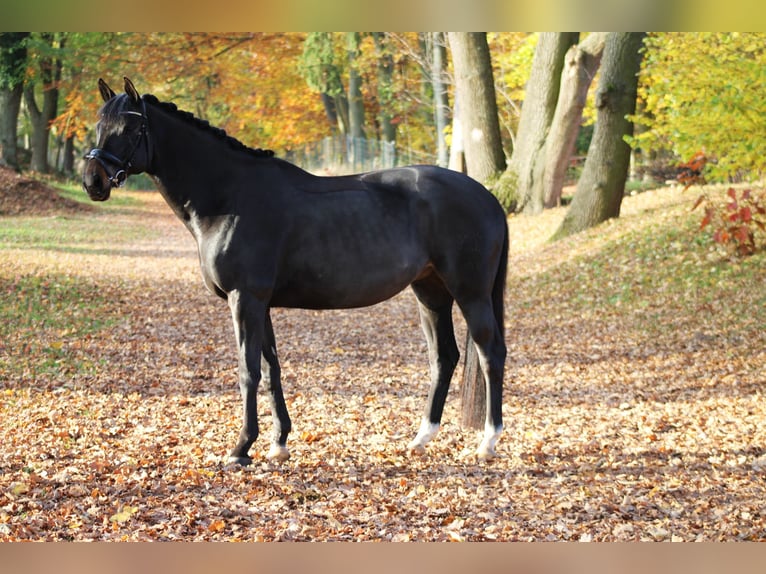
top-left (679, 152), bottom-right (766, 257)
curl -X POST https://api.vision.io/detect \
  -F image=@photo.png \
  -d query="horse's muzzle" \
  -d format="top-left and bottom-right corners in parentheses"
top-left (82, 159), bottom-right (112, 201)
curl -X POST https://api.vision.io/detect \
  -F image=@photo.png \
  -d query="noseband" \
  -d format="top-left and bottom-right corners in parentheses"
top-left (85, 99), bottom-right (151, 188)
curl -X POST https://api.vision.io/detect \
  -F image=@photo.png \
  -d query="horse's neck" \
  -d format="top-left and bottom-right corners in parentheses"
top-left (148, 109), bottom-right (235, 220)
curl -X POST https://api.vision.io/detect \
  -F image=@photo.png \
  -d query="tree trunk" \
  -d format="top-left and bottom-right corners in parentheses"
top-left (506, 33), bottom-right (579, 214)
top-left (319, 92), bottom-right (338, 132)
top-left (448, 32), bottom-right (506, 429)
top-left (447, 32), bottom-right (505, 185)
top-left (62, 134), bottom-right (75, 175)
top-left (373, 33), bottom-right (396, 144)
top-left (0, 84), bottom-right (23, 170)
top-left (347, 33), bottom-right (365, 140)
top-left (24, 33), bottom-right (63, 174)
top-left (0, 32), bottom-right (29, 170)
top-left (430, 32), bottom-right (450, 168)
top-left (25, 84), bottom-right (57, 174)
top-left (542, 32), bottom-right (606, 208)
top-left (552, 33), bottom-right (647, 241)
top-left (447, 94), bottom-right (465, 173)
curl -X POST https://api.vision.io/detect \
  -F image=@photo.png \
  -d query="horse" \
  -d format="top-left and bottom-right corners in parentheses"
top-left (82, 77), bottom-right (508, 464)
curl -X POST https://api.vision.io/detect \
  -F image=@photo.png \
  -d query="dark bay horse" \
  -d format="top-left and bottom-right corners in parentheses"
top-left (82, 78), bottom-right (508, 464)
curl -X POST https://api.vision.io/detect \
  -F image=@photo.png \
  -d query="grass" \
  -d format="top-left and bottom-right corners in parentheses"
top-left (0, 184), bottom-right (160, 381)
top-left (50, 180), bottom-right (143, 209)
top-left (0, 184), bottom-right (153, 252)
top-left (512, 189), bottom-right (766, 347)
top-left (0, 273), bottom-right (115, 379)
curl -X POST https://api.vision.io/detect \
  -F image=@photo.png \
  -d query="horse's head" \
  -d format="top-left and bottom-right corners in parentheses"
top-left (82, 77), bottom-right (152, 201)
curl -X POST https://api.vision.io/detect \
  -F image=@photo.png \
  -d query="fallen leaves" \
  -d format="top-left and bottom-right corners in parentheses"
top-left (1, 186), bottom-right (765, 540)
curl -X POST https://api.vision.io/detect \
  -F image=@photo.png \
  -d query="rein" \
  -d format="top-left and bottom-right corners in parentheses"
top-left (85, 99), bottom-right (151, 187)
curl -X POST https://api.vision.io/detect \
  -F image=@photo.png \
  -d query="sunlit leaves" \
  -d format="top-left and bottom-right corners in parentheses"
top-left (632, 33), bottom-right (766, 181)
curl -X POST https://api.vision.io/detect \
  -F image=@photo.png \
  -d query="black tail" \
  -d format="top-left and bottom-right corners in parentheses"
top-left (460, 220), bottom-right (508, 429)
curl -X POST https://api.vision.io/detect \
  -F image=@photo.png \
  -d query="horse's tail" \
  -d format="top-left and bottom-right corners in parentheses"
top-left (460, 219), bottom-right (508, 429)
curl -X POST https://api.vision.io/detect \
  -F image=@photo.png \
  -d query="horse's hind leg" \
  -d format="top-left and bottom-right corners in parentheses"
top-left (458, 298), bottom-right (506, 460)
top-left (408, 279), bottom-right (459, 455)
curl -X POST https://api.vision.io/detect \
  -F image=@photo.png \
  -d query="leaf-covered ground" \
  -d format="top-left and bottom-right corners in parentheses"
top-left (1, 182), bottom-right (764, 541)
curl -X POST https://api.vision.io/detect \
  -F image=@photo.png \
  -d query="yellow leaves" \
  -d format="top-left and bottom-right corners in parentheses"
top-left (109, 505), bottom-right (138, 524)
top-left (8, 483), bottom-right (29, 497)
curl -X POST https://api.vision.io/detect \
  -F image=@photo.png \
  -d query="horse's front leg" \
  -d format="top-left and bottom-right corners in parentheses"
top-left (261, 310), bottom-right (291, 461)
top-left (226, 289), bottom-right (267, 465)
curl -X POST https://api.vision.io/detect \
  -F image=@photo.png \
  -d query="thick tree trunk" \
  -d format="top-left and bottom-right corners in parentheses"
top-left (25, 84), bottom-right (58, 174)
top-left (24, 33), bottom-right (63, 174)
top-left (0, 84), bottom-right (23, 170)
top-left (552, 33), bottom-right (647, 241)
top-left (0, 32), bottom-right (29, 170)
top-left (542, 32), bottom-right (606, 208)
top-left (507, 33), bottom-right (579, 214)
top-left (448, 32), bottom-right (505, 185)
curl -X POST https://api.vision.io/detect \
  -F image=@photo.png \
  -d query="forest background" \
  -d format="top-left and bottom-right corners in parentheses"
top-left (1, 32), bottom-right (764, 214)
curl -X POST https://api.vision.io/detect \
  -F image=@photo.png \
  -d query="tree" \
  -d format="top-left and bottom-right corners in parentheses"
top-left (552, 33), bottom-right (647, 241)
top-left (0, 32), bottom-right (29, 170)
top-left (541, 32), bottom-right (606, 208)
top-left (372, 33), bottom-right (396, 144)
top-left (24, 33), bottom-right (65, 174)
top-left (447, 32), bottom-right (505, 185)
top-left (631, 32), bottom-right (766, 182)
top-left (428, 32), bottom-right (449, 167)
top-left (346, 33), bottom-right (366, 140)
top-left (502, 32), bottom-right (579, 214)
top-left (301, 33), bottom-right (353, 136)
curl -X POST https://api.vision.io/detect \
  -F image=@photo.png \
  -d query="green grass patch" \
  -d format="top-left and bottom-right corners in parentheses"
top-left (0, 215), bottom-right (149, 252)
top-left (517, 202), bottom-right (766, 343)
top-left (51, 180), bottom-right (141, 209)
top-left (0, 273), bottom-right (115, 379)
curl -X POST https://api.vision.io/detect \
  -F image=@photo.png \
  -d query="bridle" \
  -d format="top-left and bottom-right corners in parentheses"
top-left (85, 98), bottom-right (151, 188)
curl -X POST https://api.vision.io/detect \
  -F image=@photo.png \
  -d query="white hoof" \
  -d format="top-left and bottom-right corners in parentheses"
top-left (477, 423), bottom-right (502, 461)
top-left (407, 419), bottom-right (439, 455)
top-left (226, 456), bottom-right (253, 466)
top-left (266, 444), bottom-right (290, 462)
top-left (476, 445), bottom-right (497, 461)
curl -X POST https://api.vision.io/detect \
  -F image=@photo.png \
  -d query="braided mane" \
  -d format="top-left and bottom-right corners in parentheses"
top-left (142, 94), bottom-right (275, 159)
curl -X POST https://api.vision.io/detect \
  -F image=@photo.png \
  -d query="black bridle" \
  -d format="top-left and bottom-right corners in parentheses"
top-left (85, 99), bottom-right (151, 188)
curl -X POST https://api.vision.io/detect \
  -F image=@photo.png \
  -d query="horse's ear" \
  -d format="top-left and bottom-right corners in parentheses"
top-left (98, 78), bottom-right (116, 102)
top-left (124, 77), bottom-right (140, 103)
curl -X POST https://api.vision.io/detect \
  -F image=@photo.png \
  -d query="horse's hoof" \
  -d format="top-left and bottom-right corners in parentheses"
top-left (476, 447), bottom-right (497, 462)
top-left (407, 443), bottom-right (427, 456)
top-left (266, 445), bottom-right (290, 462)
top-left (226, 455), bottom-right (253, 466)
